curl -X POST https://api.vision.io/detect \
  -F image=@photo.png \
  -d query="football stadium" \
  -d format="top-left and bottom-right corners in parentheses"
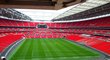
top-left (0, 0), bottom-right (110, 60)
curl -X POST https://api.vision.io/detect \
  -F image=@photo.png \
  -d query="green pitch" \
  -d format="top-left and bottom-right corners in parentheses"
top-left (8, 38), bottom-right (101, 60)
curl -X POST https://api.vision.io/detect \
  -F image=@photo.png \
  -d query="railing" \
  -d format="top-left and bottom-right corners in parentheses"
top-left (0, 38), bottom-right (25, 60)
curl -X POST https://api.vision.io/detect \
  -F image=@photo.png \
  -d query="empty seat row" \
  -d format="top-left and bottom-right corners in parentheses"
top-left (0, 34), bottom-right (23, 52)
top-left (66, 34), bottom-right (110, 55)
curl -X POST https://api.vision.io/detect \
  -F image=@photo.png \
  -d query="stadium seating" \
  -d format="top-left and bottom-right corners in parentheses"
top-left (0, 13), bottom-right (110, 59)
top-left (66, 34), bottom-right (110, 55)
top-left (0, 34), bottom-right (23, 52)
top-left (0, 16), bottom-right (110, 38)
top-left (0, 16), bottom-right (110, 27)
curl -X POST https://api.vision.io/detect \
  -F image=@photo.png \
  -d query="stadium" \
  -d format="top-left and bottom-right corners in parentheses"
top-left (0, 0), bottom-right (110, 60)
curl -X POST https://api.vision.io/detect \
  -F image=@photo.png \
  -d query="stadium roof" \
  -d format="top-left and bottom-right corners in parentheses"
top-left (0, 0), bottom-right (110, 22)
top-left (0, 0), bottom-right (84, 10)
top-left (15, 0), bottom-right (110, 22)
top-left (15, 5), bottom-right (77, 21)
top-left (54, 0), bottom-right (110, 19)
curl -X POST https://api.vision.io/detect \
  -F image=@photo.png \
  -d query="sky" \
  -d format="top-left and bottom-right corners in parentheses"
top-left (15, 4), bottom-right (78, 21)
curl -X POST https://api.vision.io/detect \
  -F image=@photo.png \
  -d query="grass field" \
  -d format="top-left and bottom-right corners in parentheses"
top-left (8, 38), bottom-right (101, 60)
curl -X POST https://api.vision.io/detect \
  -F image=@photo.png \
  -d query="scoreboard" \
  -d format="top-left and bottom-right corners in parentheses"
top-left (37, 24), bottom-right (47, 28)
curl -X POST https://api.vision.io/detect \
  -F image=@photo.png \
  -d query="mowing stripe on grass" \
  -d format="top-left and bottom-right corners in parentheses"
top-left (64, 39), bottom-right (100, 56)
top-left (8, 38), bottom-right (101, 60)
